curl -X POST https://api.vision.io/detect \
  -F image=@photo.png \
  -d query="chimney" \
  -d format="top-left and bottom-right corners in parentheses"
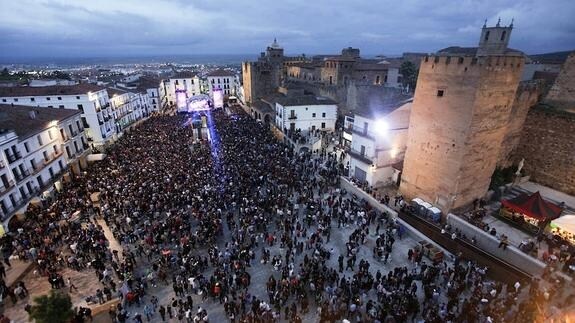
top-left (28, 110), bottom-right (36, 119)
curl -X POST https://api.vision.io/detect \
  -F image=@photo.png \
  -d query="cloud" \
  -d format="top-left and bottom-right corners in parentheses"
top-left (0, 0), bottom-right (573, 58)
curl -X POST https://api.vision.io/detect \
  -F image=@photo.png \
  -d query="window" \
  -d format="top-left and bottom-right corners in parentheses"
top-left (37, 135), bottom-right (43, 146)
top-left (57, 97), bottom-right (62, 100)
top-left (30, 97), bottom-right (35, 102)
top-left (375, 75), bottom-right (380, 84)
top-left (76, 96), bottom-right (80, 99)
top-left (24, 142), bottom-right (29, 153)
top-left (321, 122), bottom-right (326, 129)
top-left (484, 31), bottom-right (490, 41)
top-left (360, 145), bottom-right (366, 156)
top-left (46, 97), bottom-right (51, 101)
top-left (312, 113), bottom-right (316, 118)
top-left (59, 105), bottom-right (64, 109)
top-left (48, 105), bottom-right (53, 108)
top-left (43, 151), bottom-right (48, 161)
top-left (437, 90), bottom-right (444, 97)
top-left (322, 112), bottom-right (326, 118)
top-left (13, 98), bottom-right (18, 102)
top-left (77, 104), bottom-right (84, 113)
top-left (501, 30), bottom-right (506, 41)
top-left (48, 130), bottom-right (53, 140)
top-left (1, 99), bottom-right (5, 102)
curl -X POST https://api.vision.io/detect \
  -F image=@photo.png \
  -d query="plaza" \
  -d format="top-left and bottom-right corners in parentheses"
top-left (0, 105), bottom-right (568, 323)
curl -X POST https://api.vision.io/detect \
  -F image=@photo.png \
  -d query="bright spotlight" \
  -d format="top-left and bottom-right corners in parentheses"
top-left (375, 119), bottom-right (389, 136)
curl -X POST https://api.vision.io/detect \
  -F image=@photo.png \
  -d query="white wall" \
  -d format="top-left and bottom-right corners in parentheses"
top-left (275, 102), bottom-right (337, 132)
top-left (386, 67), bottom-right (401, 88)
top-left (0, 89), bottom-right (115, 147)
top-left (161, 77), bottom-right (202, 108)
top-left (349, 102), bottom-right (411, 186)
top-left (0, 112), bottom-right (83, 224)
top-left (207, 76), bottom-right (237, 97)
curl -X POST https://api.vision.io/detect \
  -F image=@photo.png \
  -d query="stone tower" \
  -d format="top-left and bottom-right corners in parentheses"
top-left (400, 22), bottom-right (524, 214)
top-left (477, 18), bottom-right (513, 56)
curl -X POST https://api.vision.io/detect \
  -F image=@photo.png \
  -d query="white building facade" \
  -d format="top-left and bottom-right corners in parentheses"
top-left (275, 96), bottom-right (338, 133)
top-left (0, 105), bottom-right (89, 226)
top-left (348, 101), bottom-right (411, 186)
top-left (0, 84), bottom-right (116, 148)
top-left (160, 74), bottom-right (202, 110)
top-left (206, 70), bottom-right (237, 97)
top-left (108, 89), bottom-right (151, 133)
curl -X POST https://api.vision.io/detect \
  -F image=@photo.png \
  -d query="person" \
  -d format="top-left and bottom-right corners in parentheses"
top-left (159, 305), bottom-right (166, 321)
top-left (68, 277), bottom-right (78, 293)
top-left (498, 235), bottom-right (509, 250)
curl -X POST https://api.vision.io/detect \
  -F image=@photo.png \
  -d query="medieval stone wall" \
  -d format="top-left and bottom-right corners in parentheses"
top-left (513, 107), bottom-right (575, 195)
top-left (544, 53), bottom-right (575, 112)
top-left (497, 80), bottom-right (542, 167)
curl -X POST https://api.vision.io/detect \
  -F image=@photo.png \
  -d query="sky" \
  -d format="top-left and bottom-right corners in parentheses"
top-left (0, 0), bottom-right (574, 59)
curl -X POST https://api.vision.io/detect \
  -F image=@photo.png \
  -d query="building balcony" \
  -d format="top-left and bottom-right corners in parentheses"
top-left (44, 150), bottom-right (63, 165)
top-left (1, 168), bottom-right (65, 221)
top-left (62, 135), bottom-right (70, 143)
top-left (0, 180), bottom-right (15, 198)
top-left (71, 130), bottom-right (78, 137)
top-left (288, 115), bottom-right (297, 120)
top-left (6, 151), bottom-right (22, 164)
top-left (31, 163), bottom-right (46, 175)
top-left (15, 168), bottom-right (32, 182)
top-left (351, 127), bottom-right (375, 141)
top-left (82, 142), bottom-right (90, 150)
top-left (347, 148), bottom-right (373, 165)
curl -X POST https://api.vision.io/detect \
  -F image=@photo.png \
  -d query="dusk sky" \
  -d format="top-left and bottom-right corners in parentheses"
top-left (1, 0), bottom-right (574, 59)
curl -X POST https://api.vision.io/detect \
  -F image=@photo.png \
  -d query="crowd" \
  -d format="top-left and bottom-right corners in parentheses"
top-left (0, 107), bottom-right (570, 322)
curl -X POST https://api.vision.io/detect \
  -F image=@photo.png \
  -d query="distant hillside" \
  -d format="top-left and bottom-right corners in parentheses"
top-left (529, 50), bottom-right (574, 64)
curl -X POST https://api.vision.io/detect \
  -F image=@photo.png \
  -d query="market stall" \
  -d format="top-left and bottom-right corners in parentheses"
top-left (500, 191), bottom-right (563, 233)
top-left (550, 215), bottom-right (575, 245)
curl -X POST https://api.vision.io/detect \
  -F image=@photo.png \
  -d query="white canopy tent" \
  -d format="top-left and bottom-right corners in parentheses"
top-left (551, 215), bottom-right (575, 235)
top-left (87, 153), bottom-right (107, 162)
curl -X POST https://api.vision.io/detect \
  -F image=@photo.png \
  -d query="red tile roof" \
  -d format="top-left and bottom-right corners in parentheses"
top-left (0, 84), bottom-right (105, 97)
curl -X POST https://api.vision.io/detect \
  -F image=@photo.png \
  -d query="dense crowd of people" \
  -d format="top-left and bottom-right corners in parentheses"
top-left (0, 107), bottom-right (571, 322)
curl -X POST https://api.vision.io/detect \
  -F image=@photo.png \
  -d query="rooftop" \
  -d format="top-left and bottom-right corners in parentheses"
top-left (0, 84), bottom-right (105, 97)
top-left (437, 46), bottom-right (524, 57)
top-left (106, 87), bottom-right (128, 97)
top-left (352, 86), bottom-right (413, 118)
top-left (276, 94), bottom-right (337, 107)
top-left (0, 104), bottom-right (81, 139)
top-left (206, 69), bottom-right (236, 77)
top-left (252, 100), bottom-right (274, 114)
top-left (172, 71), bottom-right (197, 79)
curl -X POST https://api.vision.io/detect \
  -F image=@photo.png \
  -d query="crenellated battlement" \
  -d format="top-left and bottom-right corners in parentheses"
top-left (420, 55), bottom-right (524, 73)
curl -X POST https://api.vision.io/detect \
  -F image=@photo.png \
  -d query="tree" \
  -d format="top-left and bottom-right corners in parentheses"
top-left (0, 68), bottom-right (8, 77)
top-left (29, 290), bottom-right (74, 323)
top-left (50, 70), bottom-right (71, 80)
top-left (399, 61), bottom-right (418, 92)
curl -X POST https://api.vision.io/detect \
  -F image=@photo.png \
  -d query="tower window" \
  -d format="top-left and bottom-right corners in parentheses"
top-left (437, 90), bottom-right (444, 97)
top-left (501, 31), bottom-right (506, 41)
top-left (484, 31), bottom-right (490, 41)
